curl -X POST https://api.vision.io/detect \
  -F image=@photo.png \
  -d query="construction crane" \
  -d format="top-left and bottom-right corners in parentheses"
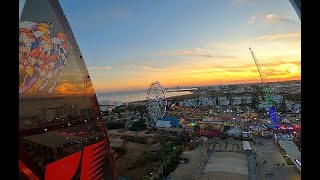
top-left (249, 47), bottom-right (279, 130)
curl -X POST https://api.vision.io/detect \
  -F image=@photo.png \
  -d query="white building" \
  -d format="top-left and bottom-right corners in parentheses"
top-left (218, 97), bottom-right (230, 106)
top-left (258, 101), bottom-right (269, 110)
top-left (285, 100), bottom-right (301, 111)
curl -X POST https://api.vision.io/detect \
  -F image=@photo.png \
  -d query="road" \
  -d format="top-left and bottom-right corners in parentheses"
top-left (169, 146), bottom-right (204, 180)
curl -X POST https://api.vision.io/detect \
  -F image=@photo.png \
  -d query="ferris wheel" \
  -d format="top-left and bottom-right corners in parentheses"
top-left (146, 81), bottom-right (167, 123)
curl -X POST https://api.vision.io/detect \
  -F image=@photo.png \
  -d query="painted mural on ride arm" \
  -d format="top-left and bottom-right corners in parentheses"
top-left (19, 21), bottom-right (72, 94)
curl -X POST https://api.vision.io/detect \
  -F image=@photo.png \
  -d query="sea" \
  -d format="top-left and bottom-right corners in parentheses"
top-left (96, 89), bottom-right (193, 105)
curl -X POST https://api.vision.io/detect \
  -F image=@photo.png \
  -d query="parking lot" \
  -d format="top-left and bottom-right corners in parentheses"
top-left (252, 137), bottom-right (300, 180)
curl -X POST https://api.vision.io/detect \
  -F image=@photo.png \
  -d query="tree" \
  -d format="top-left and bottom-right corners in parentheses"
top-left (137, 176), bottom-right (149, 180)
top-left (129, 119), bottom-right (147, 131)
top-left (113, 106), bottom-right (126, 113)
top-left (223, 125), bottom-right (230, 132)
top-left (241, 98), bottom-right (246, 106)
top-left (251, 94), bottom-right (259, 110)
top-left (101, 111), bottom-right (109, 116)
top-left (193, 125), bottom-right (200, 133)
top-left (220, 132), bottom-right (228, 139)
top-left (231, 106), bottom-right (237, 112)
top-left (106, 121), bottom-right (125, 129)
top-left (279, 97), bottom-right (287, 112)
top-left (112, 146), bottom-right (128, 156)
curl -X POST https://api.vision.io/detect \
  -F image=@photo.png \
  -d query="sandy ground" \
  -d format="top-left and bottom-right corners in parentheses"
top-left (108, 129), bottom-right (157, 137)
top-left (109, 130), bottom-right (181, 179)
top-left (115, 141), bottom-right (160, 179)
top-left (108, 130), bottom-right (159, 180)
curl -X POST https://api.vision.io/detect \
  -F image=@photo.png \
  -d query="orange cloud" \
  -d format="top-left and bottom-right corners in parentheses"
top-left (94, 59), bottom-right (300, 92)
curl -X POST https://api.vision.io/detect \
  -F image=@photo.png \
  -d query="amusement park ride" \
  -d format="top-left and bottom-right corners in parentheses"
top-left (249, 47), bottom-right (280, 130)
top-left (146, 81), bottom-right (168, 124)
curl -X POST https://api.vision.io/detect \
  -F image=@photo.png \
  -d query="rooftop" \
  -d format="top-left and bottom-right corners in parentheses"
top-left (201, 152), bottom-right (248, 180)
top-left (278, 140), bottom-right (301, 160)
top-left (22, 131), bottom-right (86, 149)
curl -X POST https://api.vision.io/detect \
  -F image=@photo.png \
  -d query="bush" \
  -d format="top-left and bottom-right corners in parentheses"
top-left (128, 157), bottom-right (150, 170)
top-left (284, 157), bottom-right (294, 165)
top-left (112, 146), bottom-right (128, 156)
top-left (113, 106), bottom-right (126, 113)
top-left (127, 105), bottom-right (147, 113)
top-left (193, 125), bottom-right (200, 132)
top-left (128, 166), bottom-right (136, 170)
top-left (106, 121), bottom-right (125, 130)
top-left (129, 120), bottom-right (147, 131)
top-left (220, 132), bottom-right (228, 139)
top-left (157, 136), bottom-right (182, 145)
top-left (122, 136), bottom-right (148, 144)
top-left (137, 176), bottom-right (149, 180)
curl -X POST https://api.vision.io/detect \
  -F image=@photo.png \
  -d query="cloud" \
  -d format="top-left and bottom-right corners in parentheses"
top-left (265, 13), bottom-right (298, 24)
top-left (161, 48), bottom-right (236, 59)
top-left (127, 65), bottom-right (167, 72)
top-left (263, 69), bottom-right (290, 76)
top-left (182, 60), bottom-right (300, 84)
top-left (88, 66), bottom-right (112, 70)
top-left (163, 48), bottom-right (212, 57)
top-left (255, 62), bottom-right (301, 78)
top-left (256, 32), bottom-right (300, 41)
top-left (248, 16), bottom-right (256, 24)
top-left (262, 61), bottom-right (300, 67)
top-left (207, 60), bottom-right (300, 73)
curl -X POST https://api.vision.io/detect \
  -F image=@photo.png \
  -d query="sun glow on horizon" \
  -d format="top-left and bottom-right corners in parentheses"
top-left (288, 65), bottom-right (298, 74)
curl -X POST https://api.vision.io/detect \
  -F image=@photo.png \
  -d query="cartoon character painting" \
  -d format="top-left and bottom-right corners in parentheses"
top-left (19, 21), bottom-right (72, 94)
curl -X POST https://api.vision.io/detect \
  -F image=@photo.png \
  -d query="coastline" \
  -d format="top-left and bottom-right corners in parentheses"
top-left (97, 90), bottom-right (194, 105)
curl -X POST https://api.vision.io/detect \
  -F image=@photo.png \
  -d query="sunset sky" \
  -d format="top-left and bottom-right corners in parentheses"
top-left (60, 0), bottom-right (301, 93)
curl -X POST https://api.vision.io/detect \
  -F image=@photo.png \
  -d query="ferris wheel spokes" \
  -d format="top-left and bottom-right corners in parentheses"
top-left (146, 81), bottom-right (167, 124)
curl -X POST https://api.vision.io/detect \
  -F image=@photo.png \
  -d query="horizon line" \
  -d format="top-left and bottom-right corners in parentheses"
top-left (95, 79), bottom-right (300, 94)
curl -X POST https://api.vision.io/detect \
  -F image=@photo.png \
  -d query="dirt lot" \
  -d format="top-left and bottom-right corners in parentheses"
top-left (108, 129), bottom-right (183, 179)
top-left (109, 130), bottom-right (162, 179)
top-left (115, 141), bottom-right (161, 179)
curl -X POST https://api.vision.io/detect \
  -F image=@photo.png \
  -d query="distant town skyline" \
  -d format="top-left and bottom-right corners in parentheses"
top-left (60, 0), bottom-right (301, 93)
top-left (97, 79), bottom-right (300, 94)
